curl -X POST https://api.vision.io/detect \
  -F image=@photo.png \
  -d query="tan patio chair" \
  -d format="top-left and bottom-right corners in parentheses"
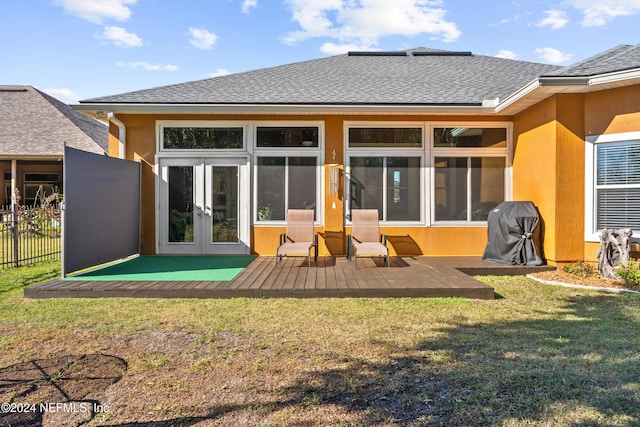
top-left (348, 209), bottom-right (390, 268)
top-left (276, 209), bottom-right (318, 268)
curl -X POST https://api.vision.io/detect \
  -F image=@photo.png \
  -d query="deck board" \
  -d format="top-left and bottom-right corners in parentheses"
top-left (23, 256), bottom-right (555, 300)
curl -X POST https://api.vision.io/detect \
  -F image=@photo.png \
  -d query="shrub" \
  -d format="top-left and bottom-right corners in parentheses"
top-left (563, 261), bottom-right (598, 278)
top-left (616, 259), bottom-right (640, 289)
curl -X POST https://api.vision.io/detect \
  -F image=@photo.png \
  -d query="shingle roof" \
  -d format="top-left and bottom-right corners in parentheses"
top-left (546, 44), bottom-right (640, 77)
top-left (0, 85), bottom-right (108, 158)
top-left (81, 48), bottom-right (561, 106)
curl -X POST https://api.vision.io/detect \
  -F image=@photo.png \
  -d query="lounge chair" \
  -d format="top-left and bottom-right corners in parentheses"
top-left (348, 209), bottom-right (390, 268)
top-left (276, 209), bottom-right (318, 268)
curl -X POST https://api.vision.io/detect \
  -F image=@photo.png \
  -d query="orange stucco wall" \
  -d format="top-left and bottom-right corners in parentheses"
top-left (110, 113), bottom-right (508, 256)
top-left (513, 94), bottom-right (585, 266)
top-left (514, 85), bottom-right (640, 266)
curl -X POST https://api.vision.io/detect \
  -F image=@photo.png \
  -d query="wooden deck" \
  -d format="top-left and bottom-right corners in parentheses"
top-left (24, 256), bottom-right (555, 300)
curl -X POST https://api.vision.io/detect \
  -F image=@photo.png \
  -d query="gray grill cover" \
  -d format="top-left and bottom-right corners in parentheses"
top-left (482, 201), bottom-right (543, 266)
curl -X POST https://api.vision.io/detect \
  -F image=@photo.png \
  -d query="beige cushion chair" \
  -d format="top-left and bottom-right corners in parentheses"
top-left (348, 209), bottom-right (390, 268)
top-left (276, 209), bottom-right (318, 268)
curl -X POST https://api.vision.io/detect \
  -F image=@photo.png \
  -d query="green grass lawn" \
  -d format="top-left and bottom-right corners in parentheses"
top-left (1, 262), bottom-right (640, 426)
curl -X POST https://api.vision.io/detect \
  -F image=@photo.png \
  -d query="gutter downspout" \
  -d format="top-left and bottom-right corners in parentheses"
top-left (108, 111), bottom-right (126, 159)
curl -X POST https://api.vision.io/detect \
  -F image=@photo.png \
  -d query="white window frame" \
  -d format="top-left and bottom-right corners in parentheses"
top-left (252, 121), bottom-right (324, 226)
top-left (429, 122), bottom-right (512, 226)
top-left (157, 120), bottom-right (249, 153)
top-left (345, 121), bottom-right (426, 225)
top-left (585, 131), bottom-right (640, 242)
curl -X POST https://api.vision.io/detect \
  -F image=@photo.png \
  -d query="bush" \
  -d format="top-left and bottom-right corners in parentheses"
top-left (616, 259), bottom-right (640, 289)
top-left (563, 261), bottom-right (598, 278)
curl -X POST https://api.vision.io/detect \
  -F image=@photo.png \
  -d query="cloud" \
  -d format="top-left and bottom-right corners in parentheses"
top-left (208, 69), bottom-right (231, 77)
top-left (282, 0), bottom-right (461, 50)
top-left (537, 10), bottom-right (568, 29)
top-left (43, 88), bottom-right (81, 104)
top-left (242, 0), bottom-right (257, 13)
top-left (189, 27), bottom-right (218, 50)
top-left (101, 25), bottom-right (142, 47)
top-left (535, 47), bottom-right (573, 64)
top-left (566, 0), bottom-right (640, 26)
top-left (56, 0), bottom-right (137, 24)
top-left (495, 50), bottom-right (518, 60)
top-left (320, 42), bottom-right (373, 55)
top-left (117, 61), bottom-right (178, 71)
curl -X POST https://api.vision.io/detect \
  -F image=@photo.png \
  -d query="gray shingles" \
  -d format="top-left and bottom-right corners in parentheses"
top-left (546, 44), bottom-right (640, 77)
top-left (0, 85), bottom-right (108, 157)
top-left (81, 48), bottom-right (561, 105)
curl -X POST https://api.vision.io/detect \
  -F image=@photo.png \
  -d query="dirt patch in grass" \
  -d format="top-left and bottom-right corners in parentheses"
top-left (529, 269), bottom-right (639, 292)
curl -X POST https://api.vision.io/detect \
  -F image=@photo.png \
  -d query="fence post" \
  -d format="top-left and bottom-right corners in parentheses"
top-left (12, 204), bottom-right (19, 268)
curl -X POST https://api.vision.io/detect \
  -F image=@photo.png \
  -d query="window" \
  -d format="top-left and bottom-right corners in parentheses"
top-left (256, 157), bottom-right (318, 221)
top-left (348, 127), bottom-right (422, 148)
top-left (586, 135), bottom-right (640, 237)
top-left (434, 127), bottom-right (507, 148)
top-left (256, 127), bottom-right (318, 148)
top-left (431, 123), bottom-right (510, 224)
top-left (434, 157), bottom-right (504, 221)
top-left (23, 173), bottom-right (60, 206)
top-left (163, 127), bottom-right (244, 149)
top-left (254, 123), bottom-right (322, 223)
top-left (349, 156), bottom-right (421, 221)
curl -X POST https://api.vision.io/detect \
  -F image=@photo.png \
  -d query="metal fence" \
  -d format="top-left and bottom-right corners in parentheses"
top-left (1, 205), bottom-right (61, 268)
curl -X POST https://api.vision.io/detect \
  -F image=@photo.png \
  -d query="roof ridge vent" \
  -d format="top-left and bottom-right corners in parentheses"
top-left (348, 51), bottom-right (408, 57)
top-left (412, 51), bottom-right (473, 57)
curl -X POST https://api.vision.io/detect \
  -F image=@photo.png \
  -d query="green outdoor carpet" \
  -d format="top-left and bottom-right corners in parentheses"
top-left (66, 256), bottom-right (256, 281)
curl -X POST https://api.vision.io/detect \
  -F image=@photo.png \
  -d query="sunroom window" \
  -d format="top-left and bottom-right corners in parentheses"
top-left (162, 127), bottom-right (244, 149)
top-left (595, 140), bottom-right (640, 231)
top-left (348, 156), bottom-right (421, 221)
top-left (434, 157), bottom-right (505, 222)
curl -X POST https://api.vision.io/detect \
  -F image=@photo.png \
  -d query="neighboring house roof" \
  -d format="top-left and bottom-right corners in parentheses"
top-left (80, 48), bottom-right (560, 108)
top-left (0, 85), bottom-right (108, 159)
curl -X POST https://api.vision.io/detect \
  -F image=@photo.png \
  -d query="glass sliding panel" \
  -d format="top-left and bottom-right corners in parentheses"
top-left (349, 128), bottom-right (422, 148)
top-left (256, 127), bottom-right (318, 148)
top-left (434, 128), bottom-right (507, 148)
top-left (168, 166), bottom-right (194, 242)
top-left (470, 157), bottom-right (505, 220)
top-left (386, 157), bottom-right (421, 221)
top-left (163, 127), bottom-right (243, 149)
top-left (434, 157), bottom-right (467, 221)
top-left (257, 157), bottom-right (285, 221)
top-left (350, 157), bottom-right (383, 219)
top-left (212, 166), bottom-right (238, 243)
top-left (288, 157), bottom-right (317, 219)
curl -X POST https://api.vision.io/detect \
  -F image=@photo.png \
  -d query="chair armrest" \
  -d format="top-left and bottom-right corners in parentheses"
top-left (380, 234), bottom-right (388, 245)
top-left (279, 233), bottom-right (286, 245)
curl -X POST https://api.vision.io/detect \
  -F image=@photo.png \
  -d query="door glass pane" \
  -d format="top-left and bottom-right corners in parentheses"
top-left (434, 157), bottom-right (467, 221)
top-left (288, 157), bottom-right (317, 220)
top-left (257, 157), bottom-right (285, 220)
top-left (470, 157), bottom-right (504, 220)
top-left (212, 166), bottom-right (238, 243)
top-left (387, 157), bottom-right (420, 221)
top-left (168, 166), bottom-right (194, 242)
top-left (350, 157), bottom-right (383, 220)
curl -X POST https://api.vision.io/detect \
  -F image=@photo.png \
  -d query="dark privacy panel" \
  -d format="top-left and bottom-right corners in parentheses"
top-left (63, 146), bottom-right (140, 276)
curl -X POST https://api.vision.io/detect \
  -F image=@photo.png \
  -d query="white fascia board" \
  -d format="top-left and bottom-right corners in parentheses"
top-left (493, 79), bottom-right (542, 113)
top-left (588, 68), bottom-right (640, 86)
top-left (72, 103), bottom-right (497, 116)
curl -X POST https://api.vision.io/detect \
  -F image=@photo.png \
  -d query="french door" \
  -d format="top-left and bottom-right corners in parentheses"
top-left (157, 157), bottom-right (249, 254)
